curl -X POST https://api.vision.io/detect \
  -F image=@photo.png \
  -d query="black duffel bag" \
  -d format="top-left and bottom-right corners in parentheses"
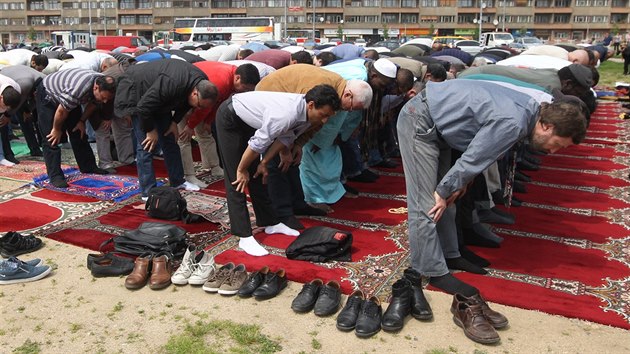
top-left (286, 226), bottom-right (353, 262)
top-left (100, 222), bottom-right (187, 257)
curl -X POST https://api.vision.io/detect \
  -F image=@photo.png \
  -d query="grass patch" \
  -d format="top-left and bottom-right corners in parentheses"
top-left (12, 339), bottom-right (41, 354)
top-left (69, 323), bottom-right (82, 334)
top-left (311, 338), bottom-right (322, 350)
top-left (161, 319), bottom-right (282, 354)
top-left (107, 301), bottom-right (124, 320)
top-left (597, 61), bottom-right (623, 88)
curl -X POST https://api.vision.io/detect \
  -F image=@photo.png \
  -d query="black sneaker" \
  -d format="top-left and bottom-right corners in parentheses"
top-left (0, 232), bottom-right (44, 258)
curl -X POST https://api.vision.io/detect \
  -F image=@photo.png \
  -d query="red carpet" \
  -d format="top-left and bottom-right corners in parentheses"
top-left (11, 101), bottom-right (630, 330)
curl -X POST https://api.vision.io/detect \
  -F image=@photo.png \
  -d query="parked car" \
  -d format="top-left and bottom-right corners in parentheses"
top-left (328, 37), bottom-right (342, 45)
top-left (354, 38), bottom-right (367, 47)
top-left (515, 36), bottom-right (544, 50)
top-left (401, 37), bottom-right (433, 47)
top-left (263, 40), bottom-right (289, 49)
top-left (432, 36), bottom-right (470, 48)
top-left (371, 40), bottom-right (400, 51)
top-left (454, 39), bottom-right (482, 56)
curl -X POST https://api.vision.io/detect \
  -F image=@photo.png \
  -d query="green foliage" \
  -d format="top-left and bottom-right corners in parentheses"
top-left (12, 339), bottom-right (41, 354)
top-left (27, 27), bottom-right (37, 42)
top-left (597, 60), bottom-right (624, 87)
top-left (336, 24), bottom-right (344, 40)
top-left (382, 23), bottom-right (389, 39)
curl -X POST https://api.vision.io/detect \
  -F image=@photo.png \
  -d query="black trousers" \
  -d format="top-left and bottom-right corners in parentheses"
top-left (35, 82), bottom-right (98, 182)
top-left (215, 97), bottom-right (279, 237)
top-left (266, 156), bottom-right (308, 219)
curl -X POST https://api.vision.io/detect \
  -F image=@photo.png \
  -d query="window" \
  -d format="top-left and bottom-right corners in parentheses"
top-left (120, 0), bottom-right (135, 9)
top-left (554, 14), bottom-right (570, 23)
top-left (422, 0), bottom-right (438, 5)
top-left (120, 15), bottom-right (136, 25)
top-left (155, 1), bottom-right (173, 7)
top-left (420, 15), bottom-right (438, 22)
top-left (214, 0), bottom-right (230, 6)
top-left (383, 0), bottom-right (399, 6)
top-left (401, 0), bottom-right (417, 6)
top-left (573, 16), bottom-right (588, 22)
top-left (534, 14), bottom-right (551, 23)
top-left (575, 0), bottom-right (589, 5)
top-left (535, 0), bottom-right (550, 6)
top-left (515, 15), bottom-right (531, 23)
top-left (139, 0), bottom-right (153, 8)
top-left (30, 1), bottom-right (45, 10)
top-left (458, 14), bottom-right (476, 23)
top-left (457, 0), bottom-right (473, 6)
top-left (401, 14), bottom-right (418, 22)
top-left (382, 13), bottom-right (398, 22)
top-left (440, 15), bottom-right (455, 22)
top-left (327, 0), bottom-right (342, 5)
top-left (592, 16), bottom-right (608, 22)
top-left (555, 31), bottom-right (568, 39)
top-left (363, 0), bottom-right (380, 5)
top-left (0, 18), bottom-right (8, 26)
top-left (248, 0), bottom-right (265, 5)
top-left (592, 0), bottom-right (608, 5)
top-left (138, 15), bottom-right (152, 24)
top-left (46, 0), bottom-right (61, 9)
top-left (365, 15), bottom-right (379, 22)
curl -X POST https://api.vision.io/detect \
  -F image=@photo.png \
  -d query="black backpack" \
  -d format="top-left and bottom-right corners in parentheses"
top-left (100, 222), bottom-right (187, 257)
top-left (285, 226), bottom-right (353, 262)
top-left (145, 186), bottom-right (187, 221)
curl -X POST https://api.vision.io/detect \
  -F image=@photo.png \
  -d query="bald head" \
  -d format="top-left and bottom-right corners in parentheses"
top-left (568, 49), bottom-right (590, 66)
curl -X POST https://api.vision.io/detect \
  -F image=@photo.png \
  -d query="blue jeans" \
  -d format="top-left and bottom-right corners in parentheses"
top-left (131, 112), bottom-right (185, 197)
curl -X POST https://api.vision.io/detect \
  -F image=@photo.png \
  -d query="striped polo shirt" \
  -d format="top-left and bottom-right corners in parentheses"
top-left (43, 68), bottom-right (101, 111)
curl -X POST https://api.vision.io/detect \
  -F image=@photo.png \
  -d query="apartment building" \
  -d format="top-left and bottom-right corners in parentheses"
top-left (0, 0), bottom-right (629, 46)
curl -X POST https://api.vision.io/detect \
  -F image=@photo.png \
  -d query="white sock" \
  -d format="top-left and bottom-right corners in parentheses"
top-left (265, 223), bottom-right (300, 237)
top-left (238, 236), bottom-right (269, 256)
top-left (0, 159), bottom-right (15, 167)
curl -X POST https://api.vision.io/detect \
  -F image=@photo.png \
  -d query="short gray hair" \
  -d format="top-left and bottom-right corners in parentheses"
top-left (345, 79), bottom-right (373, 109)
top-left (196, 80), bottom-right (218, 100)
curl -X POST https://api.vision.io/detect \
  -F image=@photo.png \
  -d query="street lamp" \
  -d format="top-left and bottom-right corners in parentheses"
top-left (339, 19), bottom-right (344, 41)
top-left (312, 0), bottom-right (316, 40)
top-left (41, 19), bottom-right (47, 41)
top-left (501, 0), bottom-right (506, 32)
top-left (88, 0), bottom-right (93, 47)
top-left (478, 2), bottom-right (487, 42)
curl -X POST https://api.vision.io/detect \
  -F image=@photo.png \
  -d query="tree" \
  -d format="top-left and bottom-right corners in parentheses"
top-left (27, 27), bottom-right (37, 42)
top-left (429, 23), bottom-right (436, 36)
top-left (336, 24), bottom-right (344, 40)
top-left (382, 23), bottom-right (389, 40)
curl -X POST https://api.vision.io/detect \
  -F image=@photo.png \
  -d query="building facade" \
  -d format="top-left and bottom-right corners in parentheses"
top-left (0, 0), bottom-right (629, 45)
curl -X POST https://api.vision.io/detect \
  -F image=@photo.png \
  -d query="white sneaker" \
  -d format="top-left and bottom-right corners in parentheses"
top-left (210, 166), bottom-right (224, 177)
top-left (177, 181), bottom-right (200, 191)
top-left (141, 196), bottom-right (148, 202)
top-left (0, 159), bottom-right (15, 167)
top-left (188, 251), bottom-right (215, 285)
top-left (185, 176), bottom-right (208, 189)
top-left (171, 245), bottom-right (197, 285)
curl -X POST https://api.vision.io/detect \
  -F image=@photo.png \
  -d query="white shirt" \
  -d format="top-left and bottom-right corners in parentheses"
top-left (0, 73), bottom-right (21, 113)
top-left (224, 60), bottom-right (276, 79)
top-left (59, 52), bottom-right (114, 72)
top-left (521, 45), bottom-right (569, 61)
top-left (497, 55), bottom-right (572, 70)
top-left (0, 49), bottom-right (37, 66)
top-left (231, 91), bottom-right (310, 153)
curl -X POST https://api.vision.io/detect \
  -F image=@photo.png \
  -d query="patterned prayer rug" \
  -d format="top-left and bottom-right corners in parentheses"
top-left (181, 190), bottom-right (256, 230)
top-left (33, 169), bottom-right (145, 202)
top-left (0, 160), bottom-right (71, 183)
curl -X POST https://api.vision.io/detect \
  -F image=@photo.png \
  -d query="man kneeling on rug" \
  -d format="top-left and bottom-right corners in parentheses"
top-left (397, 79), bottom-right (587, 343)
top-left (215, 84), bottom-right (341, 256)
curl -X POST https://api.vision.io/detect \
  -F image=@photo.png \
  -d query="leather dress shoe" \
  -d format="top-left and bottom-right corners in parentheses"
top-left (89, 253), bottom-right (135, 277)
top-left (125, 253), bottom-right (153, 290)
top-left (238, 266), bottom-right (269, 298)
top-left (342, 183), bottom-right (359, 196)
top-left (514, 170), bottom-right (532, 183)
top-left (279, 215), bottom-right (305, 230)
top-left (291, 279), bottom-right (323, 313)
top-left (313, 280), bottom-right (341, 317)
top-left (517, 160), bottom-right (539, 171)
top-left (149, 253), bottom-right (172, 290)
top-left (381, 278), bottom-right (412, 332)
top-left (336, 290), bottom-right (365, 331)
top-left (513, 180), bottom-right (527, 194)
top-left (523, 153), bottom-right (541, 165)
top-left (451, 296), bottom-right (500, 344)
top-left (253, 269), bottom-right (287, 300)
top-left (477, 208), bottom-right (515, 225)
top-left (51, 178), bottom-right (69, 188)
top-left (348, 169), bottom-right (379, 183)
top-left (374, 159), bottom-right (399, 168)
top-left (511, 196), bottom-right (522, 207)
top-left (355, 296), bottom-right (383, 338)
top-left (403, 268), bottom-right (433, 320)
top-left (467, 293), bottom-right (509, 329)
top-left (294, 205), bottom-right (327, 217)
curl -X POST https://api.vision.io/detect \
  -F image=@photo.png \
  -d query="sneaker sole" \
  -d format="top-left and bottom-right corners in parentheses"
top-left (0, 267), bottom-right (51, 285)
top-left (217, 289), bottom-right (239, 295)
top-left (202, 285), bottom-right (220, 292)
top-left (188, 278), bottom-right (210, 286)
top-left (171, 278), bottom-right (189, 285)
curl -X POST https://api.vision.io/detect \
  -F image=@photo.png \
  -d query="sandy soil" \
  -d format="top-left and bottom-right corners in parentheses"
top-left (1, 239), bottom-right (629, 354)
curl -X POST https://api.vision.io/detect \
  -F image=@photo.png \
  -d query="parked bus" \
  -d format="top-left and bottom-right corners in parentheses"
top-left (171, 17), bottom-right (274, 46)
top-left (286, 29), bottom-right (321, 45)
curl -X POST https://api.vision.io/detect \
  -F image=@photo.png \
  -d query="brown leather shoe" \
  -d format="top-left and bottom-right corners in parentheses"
top-left (125, 253), bottom-right (152, 290)
top-left (453, 293), bottom-right (509, 329)
top-left (451, 296), bottom-right (500, 344)
top-left (149, 253), bottom-right (173, 290)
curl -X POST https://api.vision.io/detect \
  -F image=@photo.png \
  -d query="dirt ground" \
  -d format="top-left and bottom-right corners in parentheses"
top-left (1, 239), bottom-right (629, 354)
